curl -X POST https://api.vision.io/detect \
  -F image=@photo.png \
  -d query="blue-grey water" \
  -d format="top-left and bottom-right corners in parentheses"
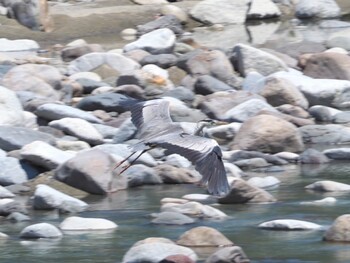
top-left (1, 161), bottom-right (350, 263)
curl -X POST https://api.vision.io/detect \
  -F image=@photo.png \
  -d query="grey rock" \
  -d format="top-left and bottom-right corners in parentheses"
top-left (198, 91), bottom-right (264, 120)
top-left (137, 15), bottom-right (183, 35)
top-left (205, 246), bottom-right (250, 263)
top-left (259, 77), bottom-right (309, 109)
top-left (233, 43), bottom-right (288, 77)
top-left (55, 149), bottom-right (127, 194)
top-left (295, 0), bottom-right (340, 19)
top-left (35, 103), bottom-right (103, 124)
top-left (323, 148), bottom-right (350, 160)
top-left (275, 41), bottom-right (326, 59)
top-left (140, 54), bottom-right (178, 69)
top-left (7, 212), bottom-right (30, 222)
top-left (326, 28), bottom-right (350, 50)
top-left (299, 124), bottom-right (350, 144)
top-left (163, 86), bottom-right (195, 103)
top-left (123, 164), bottom-right (162, 188)
top-left (61, 44), bottom-right (105, 62)
top-left (67, 52), bottom-right (140, 75)
top-left (155, 164), bottom-right (199, 184)
top-left (33, 184), bottom-right (88, 212)
top-left (20, 223), bottom-right (62, 239)
top-left (231, 114), bottom-right (305, 153)
top-left (112, 118), bottom-right (137, 144)
top-left (224, 98), bottom-right (278, 122)
top-left (308, 105), bottom-right (341, 122)
top-left (177, 49), bottom-right (238, 87)
top-left (75, 78), bottom-right (109, 94)
top-left (151, 211), bottom-right (195, 225)
top-left (0, 157), bottom-right (28, 186)
top-left (0, 198), bottom-right (27, 216)
top-left (333, 111), bottom-right (350, 124)
top-left (2, 64), bottom-right (64, 101)
top-left (219, 179), bottom-right (277, 204)
top-left (75, 93), bottom-right (137, 113)
top-left (194, 75), bottom-right (234, 95)
top-left (299, 148), bottom-right (329, 164)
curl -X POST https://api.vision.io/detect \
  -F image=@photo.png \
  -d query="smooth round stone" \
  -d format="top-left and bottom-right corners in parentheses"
top-left (60, 216), bottom-right (118, 231)
top-left (20, 223), bottom-right (62, 239)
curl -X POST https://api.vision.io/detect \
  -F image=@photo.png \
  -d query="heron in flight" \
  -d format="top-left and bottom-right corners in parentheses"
top-left (115, 99), bottom-right (231, 196)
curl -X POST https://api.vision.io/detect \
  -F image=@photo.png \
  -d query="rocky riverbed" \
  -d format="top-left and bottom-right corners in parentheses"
top-left (1, 0), bottom-right (350, 262)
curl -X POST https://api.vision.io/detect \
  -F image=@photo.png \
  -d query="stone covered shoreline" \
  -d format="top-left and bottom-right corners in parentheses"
top-left (1, 0), bottom-right (350, 262)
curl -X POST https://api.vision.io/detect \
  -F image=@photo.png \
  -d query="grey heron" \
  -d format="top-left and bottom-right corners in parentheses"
top-left (115, 99), bottom-right (231, 196)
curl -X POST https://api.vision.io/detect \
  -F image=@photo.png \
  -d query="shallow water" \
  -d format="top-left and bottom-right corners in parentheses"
top-left (1, 162), bottom-right (350, 263)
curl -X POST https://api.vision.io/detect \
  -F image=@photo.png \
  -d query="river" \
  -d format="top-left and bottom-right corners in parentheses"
top-left (1, 160), bottom-right (350, 263)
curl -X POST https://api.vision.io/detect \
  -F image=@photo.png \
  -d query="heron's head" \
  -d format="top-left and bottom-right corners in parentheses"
top-left (198, 119), bottom-right (228, 127)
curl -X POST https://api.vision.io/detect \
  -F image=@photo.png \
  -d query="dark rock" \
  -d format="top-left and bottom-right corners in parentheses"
top-left (75, 78), bottom-right (110, 94)
top-left (194, 75), bottom-right (234, 95)
top-left (75, 93), bottom-right (138, 113)
top-left (140, 54), bottom-right (178, 68)
top-left (137, 15), bottom-right (183, 35)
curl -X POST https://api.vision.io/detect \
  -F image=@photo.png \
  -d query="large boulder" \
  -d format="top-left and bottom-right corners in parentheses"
top-left (55, 149), bottom-right (125, 194)
top-left (230, 114), bottom-right (305, 153)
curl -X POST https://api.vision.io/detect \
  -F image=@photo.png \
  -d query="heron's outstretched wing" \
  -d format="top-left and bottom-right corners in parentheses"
top-left (150, 133), bottom-right (230, 196)
top-left (130, 99), bottom-right (173, 129)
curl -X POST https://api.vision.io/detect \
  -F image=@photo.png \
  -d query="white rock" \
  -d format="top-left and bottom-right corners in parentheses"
top-left (33, 184), bottom-right (88, 211)
top-left (300, 197), bottom-right (337, 205)
top-left (0, 232), bottom-right (8, 238)
top-left (20, 223), bottom-right (62, 238)
top-left (0, 38), bottom-right (39, 51)
top-left (67, 52), bottom-right (140, 75)
top-left (305, 180), bottom-right (350, 191)
top-left (224, 98), bottom-right (278, 122)
top-left (164, 154), bottom-right (191, 168)
top-left (274, 151), bottom-right (300, 162)
top-left (258, 219), bottom-right (323, 230)
top-left (0, 86), bottom-right (25, 126)
top-left (295, 0), bottom-right (340, 19)
top-left (151, 212), bottom-right (195, 225)
top-left (123, 28), bottom-right (176, 55)
top-left (247, 176), bottom-right (280, 189)
top-left (35, 103), bottom-right (102, 123)
top-left (161, 201), bottom-right (227, 219)
top-left (21, 141), bottom-right (74, 170)
top-left (190, 0), bottom-right (248, 25)
top-left (224, 163), bottom-right (243, 178)
top-left (59, 216), bottom-right (118, 231)
top-left (0, 185), bottom-right (15, 198)
top-left (0, 157), bottom-right (27, 185)
top-left (49, 118), bottom-right (104, 145)
top-left (122, 243), bottom-right (197, 263)
top-left (182, 194), bottom-right (218, 203)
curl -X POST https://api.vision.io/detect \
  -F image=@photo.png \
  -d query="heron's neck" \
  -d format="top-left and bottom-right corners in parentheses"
top-left (193, 122), bottom-right (207, 136)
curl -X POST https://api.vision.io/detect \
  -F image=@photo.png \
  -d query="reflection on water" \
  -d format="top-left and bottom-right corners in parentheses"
top-left (0, 162), bottom-right (350, 262)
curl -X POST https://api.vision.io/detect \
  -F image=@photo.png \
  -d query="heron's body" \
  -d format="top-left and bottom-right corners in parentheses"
top-left (119, 99), bottom-right (230, 196)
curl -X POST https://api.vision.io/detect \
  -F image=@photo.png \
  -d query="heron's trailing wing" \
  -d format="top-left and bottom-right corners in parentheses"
top-left (130, 99), bottom-right (173, 129)
top-left (151, 134), bottom-right (230, 196)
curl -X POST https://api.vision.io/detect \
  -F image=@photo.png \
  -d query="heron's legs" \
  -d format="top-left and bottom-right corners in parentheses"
top-left (108, 149), bottom-right (148, 192)
top-left (117, 149), bottom-right (148, 175)
top-left (113, 151), bottom-right (138, 170)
